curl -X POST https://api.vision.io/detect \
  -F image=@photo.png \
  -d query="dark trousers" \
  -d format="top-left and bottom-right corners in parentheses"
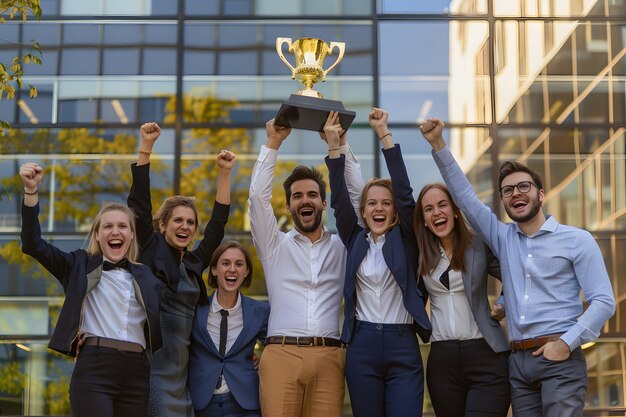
top-left (69, 345), bottom-right (149, 417)
top-left (196, 392), bottom-right (261, 417)
top-left (509, 347), bottom-right (587, 417)
top-left (427, 339), bottom-right (510, 417)
top-left (345, 321), bottom-right (424, 417)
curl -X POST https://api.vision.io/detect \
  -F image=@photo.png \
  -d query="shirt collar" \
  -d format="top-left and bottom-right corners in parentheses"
top-left (211, 291), bottom-right (242, 314)
top-left (515, 214), bottom-right (558, 237)
top-left (288, 226), bottom-right (332, 242)
top-left (365, 231), bottom-right (386, 246)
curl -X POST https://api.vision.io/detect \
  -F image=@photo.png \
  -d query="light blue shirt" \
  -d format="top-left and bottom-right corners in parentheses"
top-left (433, 146), bottom-right (615, 350)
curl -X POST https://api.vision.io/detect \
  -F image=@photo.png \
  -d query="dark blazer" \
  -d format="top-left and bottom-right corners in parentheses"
top-left (188, 293), bottom-right (269, 411)
top-left (20, 202), bottom-right (163, 356)
top-left (326, 145), bottom-right (431, 344)
top-left (459, 238), bottom-right (509, 352)
top-left (127, 163), bottom-right (229, 302)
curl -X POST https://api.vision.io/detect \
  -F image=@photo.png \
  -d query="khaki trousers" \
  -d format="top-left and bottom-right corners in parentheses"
top-left (259, 344), bottom-right (345, 417)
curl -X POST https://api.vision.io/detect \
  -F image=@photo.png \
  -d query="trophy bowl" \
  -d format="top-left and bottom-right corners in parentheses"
top-left (274, 37), bottom-right (355, 132)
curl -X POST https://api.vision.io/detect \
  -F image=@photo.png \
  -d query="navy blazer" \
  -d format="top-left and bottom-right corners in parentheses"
top-left (188, 293), bottom-right (269, 411)
top-left (326, 145), bottom-right (431, 344)
top-left (127, 163), bottom-right (229, 302)
top-left (459, 238), bottom-right (509, 353)
top-left (20, 202), bottom-right (163, 356)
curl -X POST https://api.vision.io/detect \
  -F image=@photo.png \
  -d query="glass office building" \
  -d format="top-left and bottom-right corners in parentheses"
top-left (0, 0), bottom-right (624, 414)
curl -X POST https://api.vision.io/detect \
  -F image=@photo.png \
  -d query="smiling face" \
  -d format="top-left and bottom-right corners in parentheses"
top-left (287, 179), bottom-right (326, 235)
top-left (361, 185), bottom-right (396, 240)
top-left (159, 205), bottom-right (197, 251)
top-left (501, 172), bottom-right (544, 223)
top-left (421, 187), bottom-right (455, 240)
top-left (211, 247), bottom-right (249, 296)
top-left (95, 210), bottom-right (134, 262)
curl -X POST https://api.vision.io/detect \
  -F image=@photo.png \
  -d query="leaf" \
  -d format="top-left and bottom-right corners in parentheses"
top-left (29, 85), bottom-right (37, 98)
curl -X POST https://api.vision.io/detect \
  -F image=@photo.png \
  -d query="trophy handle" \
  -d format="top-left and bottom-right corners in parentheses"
top-left (322, 42), bottom-right (345, 81)
top-left (276, 37), bottom-right (297, 79)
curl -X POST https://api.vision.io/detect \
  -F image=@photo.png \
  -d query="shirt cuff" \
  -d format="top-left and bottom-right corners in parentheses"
top-left (258, 145), bottom-right (278, 164)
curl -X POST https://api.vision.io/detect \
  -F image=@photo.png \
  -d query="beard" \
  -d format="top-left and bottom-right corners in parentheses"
top-left (505, 193), bottom-right (542, 223)
top-left (290, 206), bottom-right (323, 234)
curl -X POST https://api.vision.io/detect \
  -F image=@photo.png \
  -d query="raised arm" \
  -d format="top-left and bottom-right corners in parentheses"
top-left (247, 119), bottom-right (291, 262)
top-left (20, 163), bottom-right (74, 286)
top-left (369, 108), bottom-right (416, 241)
top-left (324, 112), bottom-right (361, 246)
top-left (190, 150), bottom-right (233, 268)
top-left (420, 118), bottom-right (506, 257)
top-left (127, 123), bottom-right (161, 248)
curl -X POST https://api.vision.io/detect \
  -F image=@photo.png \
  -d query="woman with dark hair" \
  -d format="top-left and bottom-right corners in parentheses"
top-left (188, 241), bottom-right (269, 417)
top-left (127, 122), bottom-right (234, 417)
top-left (414, 183), bottom-right (510, 417)
top-left (324, 109), bottom-right (431, 417)
top-left (20, 162), bottom-right (163, 417)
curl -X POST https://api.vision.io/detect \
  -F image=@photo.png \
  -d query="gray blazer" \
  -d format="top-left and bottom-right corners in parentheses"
top-left (460, 237), bottom-right (510, 353)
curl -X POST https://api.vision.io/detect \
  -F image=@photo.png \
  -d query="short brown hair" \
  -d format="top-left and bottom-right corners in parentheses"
top-left (498, 161), bottom-right (543, 191)
top-left (207, 241), bottom-right (253, 289)
top-left (283, 165), bottom-right (326, 203)
top-left (86, 202), bottom-right (139, 263)
top-left (359, 178), bottom-right (399, 230)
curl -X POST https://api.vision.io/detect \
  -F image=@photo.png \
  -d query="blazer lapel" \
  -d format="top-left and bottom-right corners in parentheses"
top-left (228, 295), bottom-right (255, 355)
top-left (199, 296), bottom-right (219, 355)
top-left (462, 245), bottom-right (476, 308)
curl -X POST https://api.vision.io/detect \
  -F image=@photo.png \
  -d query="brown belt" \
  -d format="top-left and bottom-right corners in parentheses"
top-left (509, 333), bottom-right (563, 351)
top-left (265, 336), bottom-right (342, 347)
top-left (84, 336), bottom-right (144, 353)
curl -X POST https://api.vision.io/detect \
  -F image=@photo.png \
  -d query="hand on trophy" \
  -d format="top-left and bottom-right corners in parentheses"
top-left (265, 118), bottom-right (292, 150)
top-left (320, 111), bottom-right (346, 147)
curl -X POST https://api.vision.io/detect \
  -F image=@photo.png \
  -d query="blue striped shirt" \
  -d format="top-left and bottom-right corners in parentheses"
top-left (433, 146), bottom-right (615, 350)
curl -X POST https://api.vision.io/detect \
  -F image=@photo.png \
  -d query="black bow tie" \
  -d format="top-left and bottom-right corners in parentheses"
top-left (103, 258), bottom-right (129, 271)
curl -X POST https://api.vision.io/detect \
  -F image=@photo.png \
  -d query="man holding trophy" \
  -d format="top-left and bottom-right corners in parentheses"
top-left (247, 37), bottom-right (361, 417)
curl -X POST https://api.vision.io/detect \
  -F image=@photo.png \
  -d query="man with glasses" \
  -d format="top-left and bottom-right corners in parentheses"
top-left (419, 117), bottom-right (615, 417)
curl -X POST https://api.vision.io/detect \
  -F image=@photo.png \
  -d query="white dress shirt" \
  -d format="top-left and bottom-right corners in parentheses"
top-left (248, 144), bottom-right (365, 338)
top-left (208, 292), bottom-right (243, 394)
top-left (81, 266), bottom-right (146, 347)
top-left (355, 233), bottom-right (412, 324)
top-left (423, 252), bottom-right (482, 342)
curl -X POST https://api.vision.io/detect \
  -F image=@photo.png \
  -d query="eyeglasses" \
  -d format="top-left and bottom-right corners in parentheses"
top-left (499, 181), bottom-right (537, 198)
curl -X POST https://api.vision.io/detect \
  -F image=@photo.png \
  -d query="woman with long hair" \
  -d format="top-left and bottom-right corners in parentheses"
top-left (20, 162), bottom-right (163, 417)
top-left (414, 183), bottom-right (510, 417)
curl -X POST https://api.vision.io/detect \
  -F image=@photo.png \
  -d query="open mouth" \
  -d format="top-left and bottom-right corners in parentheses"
top-left (372, 214), bottom-right (387, 226)
top-left (433, 218), bottom-right (447, 227)
top-left (299, 207), bottom-right (314, 221)
top-left (512, 200), bottom-right (527, 210)
top-left (108, 239), bottom-right (123, 250)
top-left (224, 276), bottom-right (238, 285)
top-left (175, 232), bottom-right (190, 240)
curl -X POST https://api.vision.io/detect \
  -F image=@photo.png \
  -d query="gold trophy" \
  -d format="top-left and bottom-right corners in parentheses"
top-left (274, 37), bottom-right (355, 132)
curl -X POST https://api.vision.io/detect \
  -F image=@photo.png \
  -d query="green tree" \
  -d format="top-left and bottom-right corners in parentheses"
top-left (0, 0), bottom-right (43, 136)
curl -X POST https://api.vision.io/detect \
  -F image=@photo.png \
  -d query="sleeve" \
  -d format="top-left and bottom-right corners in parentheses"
top-left (340, 143), bottom-right (365, 227)
top-left (247, 146), bottom-right (282, 263)
top-left (191, 201), bottom-right (230, 270)
top-left (382, 144), bottom-right (416, 242)
top-left (127, 162), bottom-right (158, 249)
top-left (432, 146), bottom-right (507, 258)
top-left (560, 231), bottom-right (616, 350)
top-left (325, 155), bottom-right (362, 246)
top-left (21, 202), bottom-right (75, 289)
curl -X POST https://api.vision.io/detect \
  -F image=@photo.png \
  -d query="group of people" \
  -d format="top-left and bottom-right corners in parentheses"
top-left (18, 107), bottom-right (615, 417)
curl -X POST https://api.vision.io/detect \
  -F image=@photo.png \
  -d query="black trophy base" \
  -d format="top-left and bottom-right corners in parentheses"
top-left (274, 94), bottom-right (356, 132)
